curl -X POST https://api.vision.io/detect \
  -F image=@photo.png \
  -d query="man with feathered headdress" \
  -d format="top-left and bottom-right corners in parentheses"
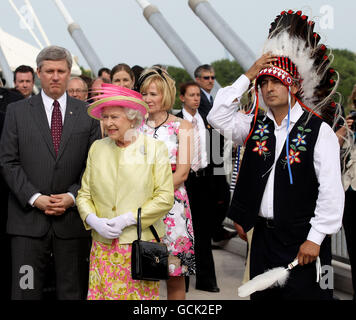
top-left (207, 10), bottom-right (346, 300)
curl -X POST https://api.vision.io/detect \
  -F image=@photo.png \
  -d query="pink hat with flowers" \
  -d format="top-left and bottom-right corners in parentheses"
top-left (87, 83), bottom-right (148, 121)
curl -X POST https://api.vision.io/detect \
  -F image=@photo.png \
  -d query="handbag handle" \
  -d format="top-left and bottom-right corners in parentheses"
top-left (137, 208), bottom-right (161, 243)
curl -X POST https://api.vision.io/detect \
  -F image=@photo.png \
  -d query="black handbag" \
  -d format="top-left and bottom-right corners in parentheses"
top-left (131, 208), bottom-right (169, 281)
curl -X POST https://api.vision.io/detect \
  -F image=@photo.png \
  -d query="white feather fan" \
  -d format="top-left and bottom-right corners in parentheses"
top-left (238, 259), bottom-right (298, 298)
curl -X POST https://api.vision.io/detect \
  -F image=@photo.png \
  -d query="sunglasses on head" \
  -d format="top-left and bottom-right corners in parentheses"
top-left (202, 76), bottom-right (215, 80)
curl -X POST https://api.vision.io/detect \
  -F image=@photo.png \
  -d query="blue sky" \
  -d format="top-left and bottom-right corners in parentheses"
top-left (1, 0), bottom-right (354, 71)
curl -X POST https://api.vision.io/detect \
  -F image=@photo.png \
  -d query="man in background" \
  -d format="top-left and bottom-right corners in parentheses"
top-left (0, 81), bottom-right (23, 300)
top-left (97, 67), bottom-right (111, 82)
top-left (195, 65), bottom-right (237, 243)
top-left (14, 65), bottom-right (35, 98)
top-left (67, 77), bottom-right (88, 101)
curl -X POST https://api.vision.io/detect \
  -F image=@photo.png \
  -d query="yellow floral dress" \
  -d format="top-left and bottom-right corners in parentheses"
top-left (87, 239), bottom-right (159, 300)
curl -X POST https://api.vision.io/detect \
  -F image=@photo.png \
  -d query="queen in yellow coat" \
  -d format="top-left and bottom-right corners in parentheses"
top-left (76, 84), bottom-right (174, 300)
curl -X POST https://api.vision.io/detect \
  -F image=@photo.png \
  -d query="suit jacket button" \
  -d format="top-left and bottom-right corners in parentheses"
top-left (112, 206), bottom-right (116, 211)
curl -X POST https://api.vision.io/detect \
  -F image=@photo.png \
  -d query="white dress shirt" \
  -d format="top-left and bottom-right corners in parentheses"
top-left (41, 90), bottom-right (67, 126)
top-left (29, 90), bottom-right (75, 206)
top-left (182, 108), bottom-right (208, 169)
top-left (207, 74), bottom-right (344, 245)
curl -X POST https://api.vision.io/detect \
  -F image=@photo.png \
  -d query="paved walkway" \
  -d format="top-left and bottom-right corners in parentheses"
top-left (159, 242), bottom-right (353, 300)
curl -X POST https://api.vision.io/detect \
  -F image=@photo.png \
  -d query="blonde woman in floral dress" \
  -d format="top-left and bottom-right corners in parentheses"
top-left (76, 84), bottom-right (174, 300)
top-left (137, 67), bottom-right (195, 300)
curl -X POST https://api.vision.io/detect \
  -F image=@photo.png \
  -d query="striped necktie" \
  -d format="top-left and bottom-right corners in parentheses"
top-left (191, 117), bottom-right (202, 172)
top-left (51, 100), bottom-right (62, 155)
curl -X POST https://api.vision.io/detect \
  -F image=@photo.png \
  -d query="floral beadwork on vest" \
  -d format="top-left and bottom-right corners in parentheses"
top-left (251, 120), bottom-right (271, 159)
top-left (282, 125), bottom-right (312, 167)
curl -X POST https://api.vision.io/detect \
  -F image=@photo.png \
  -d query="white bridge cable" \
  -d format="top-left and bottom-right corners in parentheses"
top-left (53, 0), bottom-right (75, 25)
top-left (24, 0), bottom-right (51, 46)
top-left (8, 0), bottom-right (44, 48)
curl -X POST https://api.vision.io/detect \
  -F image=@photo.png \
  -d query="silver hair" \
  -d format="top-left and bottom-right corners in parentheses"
top-left (36, 45), bottom-right (72, 70)
top-left (124, 108), bottom-right (143, 128)
top-left (69, 77), bottom-right (88, 91)
top-left (101, 107), bottom-right (143, 129)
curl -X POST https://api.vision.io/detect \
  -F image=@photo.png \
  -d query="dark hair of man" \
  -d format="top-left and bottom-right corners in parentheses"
top-left (132, 65), bottom-right (144, 82)
top-left (98, 67), bottom-right (111, 77)
top-left (14, 65), bottom-right (35, 82)
top-left (79, 75), bottom-right (93, 91)
top-left (179, 81), bottom-right (200, 96)
top-left (194, 64), bottom-right (214, 78)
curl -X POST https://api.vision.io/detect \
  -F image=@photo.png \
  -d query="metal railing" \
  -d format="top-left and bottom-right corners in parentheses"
top-left (332, 227), bottom-right (350, 263)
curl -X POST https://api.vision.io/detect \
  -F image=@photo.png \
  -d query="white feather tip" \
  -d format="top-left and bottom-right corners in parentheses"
top-left (238, 267), bottom-right (290, 298)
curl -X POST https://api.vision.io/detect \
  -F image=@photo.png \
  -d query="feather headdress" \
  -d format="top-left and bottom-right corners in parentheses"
top-left (255, 10), bottom-right (342, 128)
top-left (242, 10), bottom-right (352, 177)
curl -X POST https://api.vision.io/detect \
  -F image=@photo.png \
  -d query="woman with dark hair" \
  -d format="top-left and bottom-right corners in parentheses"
top-left (110, 63), bottom-right (135, 89)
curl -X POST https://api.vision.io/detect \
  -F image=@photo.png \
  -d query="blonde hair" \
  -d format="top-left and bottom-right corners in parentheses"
top-left (138, 67), bottom-right (176, 111)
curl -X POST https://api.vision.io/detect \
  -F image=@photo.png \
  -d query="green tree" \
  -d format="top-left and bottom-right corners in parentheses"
top-left (212, 59), bottom-right (244, 87)
top-left (166, 59), bottom-right (245, 109)
top-left (330, 49), bottom-right (356, 114)
top-left (80, 66), bottom-right (94, 79)
top-left (166, 66), bottom-right (191, 109)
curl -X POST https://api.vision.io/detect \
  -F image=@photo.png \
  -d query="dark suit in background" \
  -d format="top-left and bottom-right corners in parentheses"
top-left (197, 90), bottom-right (232, 241)
top-left (0, 88), bottom-right (24, 300)
top-left (0, 93), bottom-right (100, 299)
top-left (197, 88), bottom-right (212, 120)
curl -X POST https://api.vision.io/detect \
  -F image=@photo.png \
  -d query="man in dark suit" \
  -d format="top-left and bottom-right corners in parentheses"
top-left (194, 64), bottom-right (215, 119)
top-left (194, 65), bottom-right (236, 243)
top-left (0, 45), bottom-right (101, 300)
top-left (0, 86), bottom-right (24, 300)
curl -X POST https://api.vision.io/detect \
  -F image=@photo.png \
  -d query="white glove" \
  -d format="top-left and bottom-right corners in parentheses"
top-left (85, 213), bottom-right (119, 239)
top-left (106, 212), bottom-right (136, 237)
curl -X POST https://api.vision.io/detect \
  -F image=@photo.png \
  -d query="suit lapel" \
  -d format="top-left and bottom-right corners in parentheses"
top-left (199, 89), bottom-right (212, 119)
top-left (56, 97), bottom-right (80, 160)
top-left (198, 110), bottom-right (211, 129)
top-left (29, 94), bottom-right (56, 159)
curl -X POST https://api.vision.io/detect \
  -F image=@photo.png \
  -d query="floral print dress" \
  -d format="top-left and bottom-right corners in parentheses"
top-left (142, 120), bottom-right (196, 276)
top-left (87, 239), bottom-right (160, 300)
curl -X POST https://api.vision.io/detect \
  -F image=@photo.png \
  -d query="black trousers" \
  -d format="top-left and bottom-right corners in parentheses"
top-left (11, 227), bottom-right (91, 300)
top-left (185, 173), bottom-right (217, 288)
top-left (210, 175), bottom-right (231, 239)
top-left (343, 188), bottom-right (356, 299)
top-left (0, 182), bottom-right (10, 300)
top-left (250, 219), bottom-right (333, 300)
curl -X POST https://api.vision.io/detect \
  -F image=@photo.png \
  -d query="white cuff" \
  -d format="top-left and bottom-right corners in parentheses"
top-left (29, 193), bottom-right (76, 207)
top-left (307, 227), bottom-right (326, 246)
top-left (231, 74), bottom-right (251, 100)
top-left (67, 192), bottom-right (76, 206)
top-left (29, 193), bottom-right (41, 207)
top-left (233, 74), bottom-right (250, 88)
